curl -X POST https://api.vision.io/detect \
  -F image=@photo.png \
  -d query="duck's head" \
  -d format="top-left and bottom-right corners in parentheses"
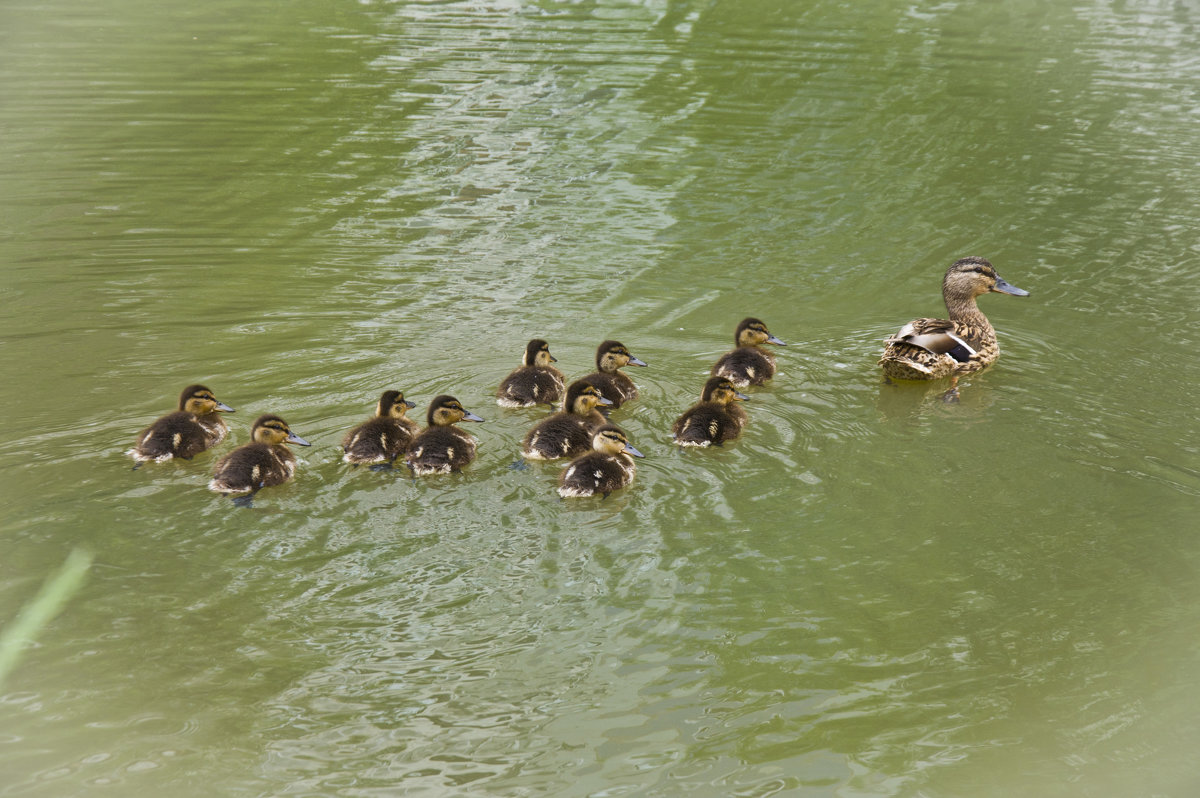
top-left (250, 414), bottom-right (310, 447)
top-left (563, 380), bottom-right (613, 414)
top-left (701, 376), bottom-right (749, 405)
top-left (523, 339), bottom-right (557, 368)
top-left (596, 340), bottom-right (647, 372)
top-left (427, 395), bottom-right (484, 426)
top-left (591, 424), bottom-right (644, 458)
top-left (734, 318), bottom-right (786, 347)
top-left (943, 257), bottom-right (1029, 300)
top-left (377, 390), bottom-right (417, 419)
top-left (179, 384), bottom-right (235, 415)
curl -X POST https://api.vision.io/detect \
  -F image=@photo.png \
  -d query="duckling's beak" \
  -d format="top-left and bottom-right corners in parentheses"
top-left (623, 443), bottom-right (645, 458)
top-left (549, 354), bottom-right (558, 363)
top-left (404, 399), bottom-right (417, 409)
top-left (627, 355), bottom-right (648, 367)
top-left (462, 411), bottom-right (485, 422)
top-left (216, 401), bottom-right (236, 412)
top-left (734, 390), bottom-right (750, 401)
top-left (766, 334), bottom-right (787, 346)
top-left (992, 276), bottom-right (1030, 296)
top-left (598, 396), bottom-right (615, 406)
top-left (287, 431), bottom-right (312, 446)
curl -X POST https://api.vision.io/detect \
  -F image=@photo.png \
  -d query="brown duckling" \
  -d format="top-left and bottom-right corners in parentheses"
top-left (521, 380), bottom-right (613, 460)
top-left (579, 340), bottom-right (647, 408)
top-left (209, 414), bottom-right (311, 506)
top-left (672, 376), bottom-right (750, 447)
top-left (879, 256), bottom-right (1029, 383)
top-left (711, 318), bottom-right (786, 387)
top-left (496, 338), bottom-right (565, 408)
top-left (341, 390), bottom-right (419, 468)
top-left (558, 424), bottom-right (644, 498)
top-left (128, 384), bottom-right (235, 465)
top-left (405, 395), bottom-right (485, 475)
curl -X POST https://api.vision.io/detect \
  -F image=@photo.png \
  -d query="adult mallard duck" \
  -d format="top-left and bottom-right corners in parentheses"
top-left (405, 395), bottom-right (484, 475)
top-left (341, 390), bottom-right (419, 468)
top-left (521, 379), bottom-right (613, 460)
top-left (558, 424), bottom-right (644, 498)
top-left (209, 414), bottom-right (311, 506)
top-left (671, 376), bottom-right (749, 447)
top-left (879, 256), bottom-right (1029, 381)
top-left (711, 318), bottom-right (786, 387)
top-left (128, 384), bottom-right (235, 465)
top-left (496, 338), bottom-right (565, 408)
top-left (578, 340), bottom-right (647, 408)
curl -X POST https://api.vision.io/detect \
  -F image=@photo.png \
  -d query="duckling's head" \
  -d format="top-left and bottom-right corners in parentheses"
top-left (377, 390), bottom-right (417, 419)
top-left (250, 414), bottom-right (311, 447)
top-left (700, 376), bottom-right (749, 405)
top-left (563, 380), bottom-right (613, 415)
top-left (179, 384), bottom-right (235, 415)
top-left (734, 318), bottom-right (786, 347)
top-left (523, 339), bottom-right (557, 368)
top-left (591, 424), bottom-right (645, 458)
top-left (943, 257), bottom-right (1030, 300)
top-left (427, 395), bottom-right (484, 426)
top-left (595, 340), bottom-right (647, 372)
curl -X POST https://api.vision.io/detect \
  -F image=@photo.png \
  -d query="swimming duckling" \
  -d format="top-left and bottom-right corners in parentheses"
top-left (579, 340), bottom-right (647, 408)
top-left (209, 414), bottom-right (311, 506)
top-left (711, 318), bottom-right (786, 387)
top-left (405, 395), bottom-right (485, 475)
top-left (522, 380), bottom-right (613, 460)
top-left (879, 257), bottom-right (1030, 383)
top-left (672, 377), bottom-right (750, 447)
top-left (341, 390), bottom-right (419, 468)
top-left (127, 384), bottom-right (235, 465)
top-left (496, 338), bottom-right (565, 408)
top-left (558, 424), bottom-right (644, 498)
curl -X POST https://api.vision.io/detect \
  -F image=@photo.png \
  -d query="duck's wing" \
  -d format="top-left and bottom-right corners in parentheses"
top-left (886, 318), bottom-right (976, 363)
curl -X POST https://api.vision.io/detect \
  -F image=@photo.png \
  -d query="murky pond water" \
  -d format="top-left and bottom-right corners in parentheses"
top-left (2, 0), bottom-right (1198, 795)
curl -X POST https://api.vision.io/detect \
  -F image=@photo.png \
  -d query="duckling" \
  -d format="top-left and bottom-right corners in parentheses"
top-left (579, 340), bottom-right (647, 408)
top-left (558, 424), bottom-right (645, 498)
top-left (879, 256), bottom-right (1030, 382)
top-left (405, 395), bottom-right (484, 475)
top-left (127, 384), bottom-right (235, 465)
top-left (711, 318), bottom-right (786, 387)
top-left (672, 376), bottom-right (750, 447)
top-left (341, 390), bottom-right (419, 468)
top-left (521, 380), bottom-right (613, 460)
top-left (496, 338), bottom-right (565, 408)
top-left (208, 414), bottom-right (311, 506)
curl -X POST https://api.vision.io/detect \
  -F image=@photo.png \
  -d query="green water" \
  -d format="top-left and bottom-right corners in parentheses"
top-left (3, 0), bottom-right (1198, 795)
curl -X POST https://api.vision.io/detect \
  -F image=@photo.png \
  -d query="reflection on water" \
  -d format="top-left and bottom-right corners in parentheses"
top-left (3, 0), bottom-right (1200, 795)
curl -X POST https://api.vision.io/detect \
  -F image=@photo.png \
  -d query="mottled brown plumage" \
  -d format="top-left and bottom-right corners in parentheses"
top-left (128, 384), bottom-right (235, 464)
top-left (342, 390), bottom-right (419, 466)
top-left (578, 340), bottom-right (646, 408)
top-left (672, 377), bottom-right (749, 447)
top-left (496, 339), bottom-right (565, 407)
top-left (406, 395), bottom-right (484, 475)
top-left (711, 318), bottom-right (786, 387)
top-left (209, 414), bottom-right (311, 504)
top-left (521, 380), bottom-right (612, 460)
top-left (558, 425), bottom-right (644, 498)
top-left (879, 257), bottom-right (1030, 381)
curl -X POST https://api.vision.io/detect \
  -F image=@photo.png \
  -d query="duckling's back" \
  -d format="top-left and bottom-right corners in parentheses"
top-left (407, 426), bottom-right (478, 475)
top-left (711, 347), bottom-right (776, 387)
top-left (209, 442), bottom-right (296, 493)
top-left (673, 402), bottom-right (747, 447)
top-left (130, 411), bottom-right (227, 462)
top-left (522, 411), bottom-right (602, 460)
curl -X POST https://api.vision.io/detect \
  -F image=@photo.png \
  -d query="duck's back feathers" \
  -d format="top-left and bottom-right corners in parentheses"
top-left (342, 416), bottom-right (419, 465)
top-left (522, 413), bottom-right (598, 460)
top-left (407, 426), bottom-right (478, 475)
top-left (672, 402), bottom-right (748, 447)
top-left (209, 442), bottom-right (296, 494)
top-left (577, 370), bottom-right (638, 408)
top-left (497, 366), bottom-right (565, 408)
top-left (557, 425), bottom-right (643, 498)
top-left (711, 347), bottom-right (776, 387)
top-left (130, 411), bottom-right (229, 463)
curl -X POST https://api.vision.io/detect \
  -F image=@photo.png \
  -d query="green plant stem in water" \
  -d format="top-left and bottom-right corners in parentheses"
top-left (0, 548), bottom-right (93, 690)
